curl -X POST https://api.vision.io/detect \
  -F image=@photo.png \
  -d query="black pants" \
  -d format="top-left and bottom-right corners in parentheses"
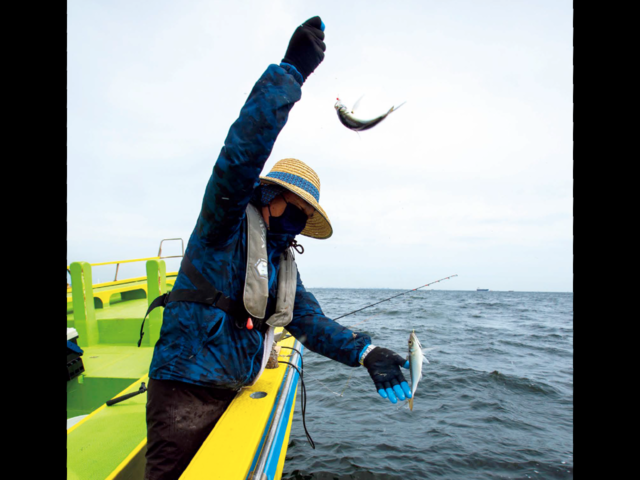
top-left (144, 378), bottom-right (237, 480)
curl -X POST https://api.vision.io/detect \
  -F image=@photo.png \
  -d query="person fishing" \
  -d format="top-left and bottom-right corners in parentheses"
top-left (142, 16), bottom-right (412, 480)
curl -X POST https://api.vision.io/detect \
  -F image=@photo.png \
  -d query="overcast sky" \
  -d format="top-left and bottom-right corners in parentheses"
top-left (67, 0), bottom-right (572, 292)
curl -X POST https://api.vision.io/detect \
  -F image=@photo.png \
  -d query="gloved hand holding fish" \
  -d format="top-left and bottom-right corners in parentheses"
top-left (361, 345), bottom-right (412, 404)
top-left (335, 95), bottom-right (406, 131)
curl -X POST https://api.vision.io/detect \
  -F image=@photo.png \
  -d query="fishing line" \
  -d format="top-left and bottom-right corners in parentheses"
top-left (305, 368), bottom-right (351, 398)
top-left (280, 346), bottom-right (351, 398)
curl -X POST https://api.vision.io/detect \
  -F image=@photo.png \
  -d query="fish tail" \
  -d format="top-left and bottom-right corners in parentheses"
top-left (408, 397), bottom-right (413, 411)
top-left (391, 101), bottom-right (407, 113)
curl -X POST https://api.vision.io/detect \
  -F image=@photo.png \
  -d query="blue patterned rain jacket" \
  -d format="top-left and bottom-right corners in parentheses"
top-left (148, 64), bottom-right (371, 390)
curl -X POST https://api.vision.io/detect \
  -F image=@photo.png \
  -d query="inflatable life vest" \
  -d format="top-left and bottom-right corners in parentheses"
top-left (138, 203), bottom-right (298, 345)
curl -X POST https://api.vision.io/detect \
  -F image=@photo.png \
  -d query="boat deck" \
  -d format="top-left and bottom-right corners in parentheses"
top-left (67, 257), bottom-right (302, 479)
top-left (67, 334), bottom-right (302, 479)
top-left (67, 344), bottom-right (154, 418)
top-left (67, 375), bottom-right (149, 480)
top-left (67, 272), bottom-right (175, 420)
top-left (68, 297), bottom-right (158, 346)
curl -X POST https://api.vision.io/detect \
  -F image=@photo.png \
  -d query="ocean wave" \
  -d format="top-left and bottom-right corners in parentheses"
top-left (287, 289), bottom-right (573, 480)
top-left (486, 370), bottom-right (561, 397)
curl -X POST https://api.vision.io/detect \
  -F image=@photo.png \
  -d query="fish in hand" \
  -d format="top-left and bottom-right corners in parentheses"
top-left (408, 330), bottom-right (429, 411)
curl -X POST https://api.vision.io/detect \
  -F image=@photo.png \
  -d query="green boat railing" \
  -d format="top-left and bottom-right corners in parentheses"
top-left (67, 238), bottom-right (184, 348)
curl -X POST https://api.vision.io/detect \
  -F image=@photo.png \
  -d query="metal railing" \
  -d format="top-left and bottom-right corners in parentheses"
top-left (158, 238), bottom-right (184, 259)
top-left (67, 238), bottom-right (185, 283)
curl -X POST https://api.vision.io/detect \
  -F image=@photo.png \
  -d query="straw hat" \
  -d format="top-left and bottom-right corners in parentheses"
top-left (259, 158), bottom-right (333, 239)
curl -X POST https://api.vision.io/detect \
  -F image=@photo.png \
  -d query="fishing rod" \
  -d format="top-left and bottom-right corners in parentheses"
top-left (292, 274), bottom-right (458, 401)
top-left (332, 274), bottom-right (458, 321)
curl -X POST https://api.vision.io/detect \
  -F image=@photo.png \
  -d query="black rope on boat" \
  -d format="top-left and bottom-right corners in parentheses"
top-left (279, 359), bottom-right (315, 449)
top-left (279, 345), bottom-right (303, 370)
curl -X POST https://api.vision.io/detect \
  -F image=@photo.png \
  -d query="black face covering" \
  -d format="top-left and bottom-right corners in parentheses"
top-left (269, 196), bottom-right (308, 236)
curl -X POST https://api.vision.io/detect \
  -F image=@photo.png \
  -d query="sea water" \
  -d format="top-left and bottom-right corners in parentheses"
top-left (282, 290), bottom-right (573, 480)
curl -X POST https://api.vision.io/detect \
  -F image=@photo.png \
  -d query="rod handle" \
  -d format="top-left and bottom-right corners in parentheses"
top-left (106, 382), bottom-right (147, 406)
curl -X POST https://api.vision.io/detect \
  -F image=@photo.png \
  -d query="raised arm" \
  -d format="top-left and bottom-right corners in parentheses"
top-left (195, 64), bottom-right (301, 244)
top-left (196, 17), bottom-right (326, 246)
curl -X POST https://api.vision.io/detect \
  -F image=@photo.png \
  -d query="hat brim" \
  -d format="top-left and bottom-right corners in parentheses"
top-left (259, 177), bottom-right (333, 239)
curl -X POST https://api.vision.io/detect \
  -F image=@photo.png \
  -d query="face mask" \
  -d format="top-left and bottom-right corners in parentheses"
top-left (269, 197), bottom-right (308, 236)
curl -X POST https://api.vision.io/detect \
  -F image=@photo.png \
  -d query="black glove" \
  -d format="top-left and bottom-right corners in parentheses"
top-left (281, 16), bottom-right (326, 82)
top-left (363, 347), bottom-right (412, 404)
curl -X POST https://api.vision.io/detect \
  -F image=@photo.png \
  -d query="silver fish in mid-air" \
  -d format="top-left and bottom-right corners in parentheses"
top-left (408, 330), bottom-right (429, 411)
top-left (334, 96), bottom-right (406, 131)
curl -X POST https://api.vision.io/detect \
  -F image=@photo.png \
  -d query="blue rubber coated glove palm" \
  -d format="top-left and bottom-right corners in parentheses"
top-left (363, 347), bottom-right (412, 404)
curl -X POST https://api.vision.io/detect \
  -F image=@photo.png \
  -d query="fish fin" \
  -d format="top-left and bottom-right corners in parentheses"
top-left (408, 397), bottom-right (413, 411)
top-left (351, 94), bottom-right (365, 113)
top-left (422, 354), bottom-right (429, 364)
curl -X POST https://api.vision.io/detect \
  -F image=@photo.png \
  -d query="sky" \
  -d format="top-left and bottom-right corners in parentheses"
top-left (67, 0), bottom-right (573, 292)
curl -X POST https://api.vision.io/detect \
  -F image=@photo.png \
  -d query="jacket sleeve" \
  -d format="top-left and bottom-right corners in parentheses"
top-left (286, 271), bottom-right (372, 367)
top-left (195, 64), bottom-right (303, 246)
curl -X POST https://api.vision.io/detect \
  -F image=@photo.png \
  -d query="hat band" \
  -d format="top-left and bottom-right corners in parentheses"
top-left (265, 171), bottom-right (320, 202)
